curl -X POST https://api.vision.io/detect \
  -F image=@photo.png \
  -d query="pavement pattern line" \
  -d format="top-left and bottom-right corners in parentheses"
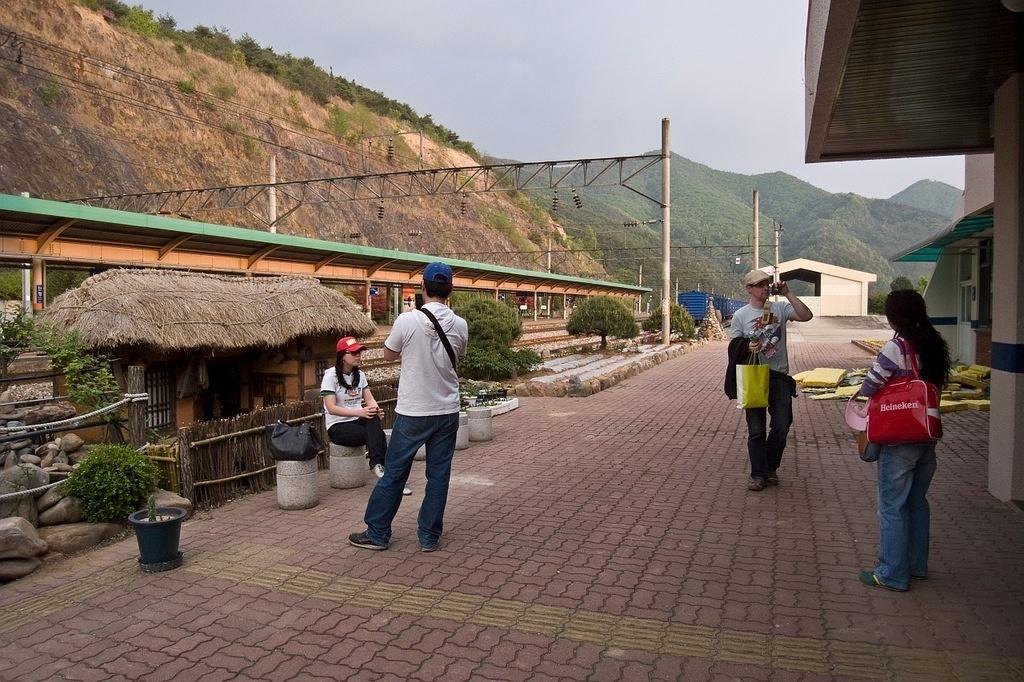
top-left (36, 542), bottom-right (1008, 680)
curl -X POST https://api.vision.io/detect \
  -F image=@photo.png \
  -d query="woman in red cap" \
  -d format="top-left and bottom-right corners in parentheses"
top-left (320, 336), bottom-right (389, 479)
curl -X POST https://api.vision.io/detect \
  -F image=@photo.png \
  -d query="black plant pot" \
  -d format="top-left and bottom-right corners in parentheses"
top-left (127, 506), bottom-right (186, 572)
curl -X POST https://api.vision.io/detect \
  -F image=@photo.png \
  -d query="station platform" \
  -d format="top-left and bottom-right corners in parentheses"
top-left (1, 326), bottom-right (1022, 680)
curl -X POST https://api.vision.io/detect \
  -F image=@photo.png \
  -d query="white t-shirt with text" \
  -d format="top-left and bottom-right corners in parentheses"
top-left (320, 367), bottom-right (368, 429)
top-left (729, 300), bottom-right (795, 374)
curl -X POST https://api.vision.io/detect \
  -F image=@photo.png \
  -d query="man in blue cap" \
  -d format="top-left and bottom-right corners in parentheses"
top-left (350, 262), bottom-right (469, 552)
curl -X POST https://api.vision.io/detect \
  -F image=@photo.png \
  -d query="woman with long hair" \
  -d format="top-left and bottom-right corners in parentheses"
top-left (321, 337), bottom-right (391, 476)
top-left (856, 289), bottom-right (950, 591)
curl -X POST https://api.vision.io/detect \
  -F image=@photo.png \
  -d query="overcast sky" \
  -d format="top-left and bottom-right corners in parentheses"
top-left (139, 0), bottom-right (964, 199)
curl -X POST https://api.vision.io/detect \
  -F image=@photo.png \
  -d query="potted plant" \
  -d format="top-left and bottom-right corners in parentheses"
top-left (128, 494), bottom-right (186, 572)
top-left (64, 443), bottom-right (184, 572)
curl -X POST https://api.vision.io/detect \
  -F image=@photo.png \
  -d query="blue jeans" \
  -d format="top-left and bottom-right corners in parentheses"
top-left (745, 371), bottom-right (794, 479)
top-left (874, 443), bottom-right (936, 589)
top-left (363, 412), bottom-right (459, 548)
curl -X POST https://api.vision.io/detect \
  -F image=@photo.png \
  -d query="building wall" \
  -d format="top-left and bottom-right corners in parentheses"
top-left (819, 274), bottom-right (865, 316)
top-left (924, 254), bottom-right (960, 359)
top-left (963, 153), bottom-right (994, 217)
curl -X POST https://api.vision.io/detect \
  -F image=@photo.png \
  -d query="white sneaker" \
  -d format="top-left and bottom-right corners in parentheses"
top-left (402, 487), bottom-right (412, 496)
top-left (373, 464), bottom-right (385, 479)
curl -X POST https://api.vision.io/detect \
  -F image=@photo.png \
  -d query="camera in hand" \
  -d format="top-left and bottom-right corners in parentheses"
top-left (769, 282), bottom-right (781, 296)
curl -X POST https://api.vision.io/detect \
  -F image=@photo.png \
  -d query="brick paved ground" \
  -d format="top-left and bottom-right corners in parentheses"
top-left (1, 335), bottom-right (1022, 681)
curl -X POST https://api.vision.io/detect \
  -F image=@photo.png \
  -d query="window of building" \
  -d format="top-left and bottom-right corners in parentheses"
top-left (143, 363), bottom-right (175, 430)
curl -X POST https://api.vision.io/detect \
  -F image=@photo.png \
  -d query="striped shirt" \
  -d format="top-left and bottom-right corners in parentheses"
top-left (860, 338), bottom-right (917, 398)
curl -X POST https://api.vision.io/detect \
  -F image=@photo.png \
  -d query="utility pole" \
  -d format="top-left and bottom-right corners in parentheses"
top-left (752, 189), bottom-right (759, 270)
top-left (661, 118), bottom-right (671, 345)
top-left (268, 155), bottom-right (277, 233)
top-left (774, 221), bottom-right (784, 287)
top-left (638, 262), bottom-right (643, 314)
top-left (547, 235), bottom-right (552, 273)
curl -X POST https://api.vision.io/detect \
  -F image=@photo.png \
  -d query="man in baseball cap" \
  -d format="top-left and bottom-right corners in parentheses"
top-left (350, 260), bottom-right (469, 553)
top-left (728, 267), bottom-right (813, 491)
top-left (422, 261), bottom-right (453, 283)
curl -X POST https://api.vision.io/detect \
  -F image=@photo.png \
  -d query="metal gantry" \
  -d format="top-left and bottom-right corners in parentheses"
top-left (66, 154), bottom-right (663, 228)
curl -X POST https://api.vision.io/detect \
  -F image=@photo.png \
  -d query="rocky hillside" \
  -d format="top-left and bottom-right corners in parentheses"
top-left (0, 0), bottom-right (603, 278)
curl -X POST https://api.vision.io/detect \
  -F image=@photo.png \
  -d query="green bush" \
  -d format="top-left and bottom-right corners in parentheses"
top-left (567, 296), bottom-right (638, 348)
top-left (119, 5), bottom-right (160, 37)
top-left (642, 302), bottom-right (696, 339)
top-left (868, 292), bottom-right (888, 314)
top-left (453, 297), bottom-right (522, 350)
top-left (459, 346), bottom-right (540, 381)
top-left (39, 81), bottom-right (62, 106)
top-left (64, 444), bottom-right (158, 522)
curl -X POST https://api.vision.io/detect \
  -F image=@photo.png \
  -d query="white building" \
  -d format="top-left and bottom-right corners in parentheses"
top-left (773, 258), bottom-right (876, 317)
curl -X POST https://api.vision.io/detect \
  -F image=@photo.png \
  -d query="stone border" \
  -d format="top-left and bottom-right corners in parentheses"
top-left (513, 339), bottom-right (711, 397)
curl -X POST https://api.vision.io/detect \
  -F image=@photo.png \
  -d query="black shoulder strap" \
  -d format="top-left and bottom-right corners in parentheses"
top-left (419, 307), bottom-right (458, 373)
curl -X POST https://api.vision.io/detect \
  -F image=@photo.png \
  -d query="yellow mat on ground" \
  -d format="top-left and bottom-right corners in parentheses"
top-left (939, 399), bottom-right (970, 413)
top-left (962, 399), bottom-right (991, 411)
top-left (797, 368), bottom-right (848, 388)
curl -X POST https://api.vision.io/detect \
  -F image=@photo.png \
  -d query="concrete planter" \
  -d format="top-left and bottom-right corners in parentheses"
top-left (276, 458), bottom-right (319, 510)
top-left (329, 443), bottom-right (368, 489)
top-left (455, 412), bottom-right (470, 450)
top-left (467, 407), bottom-right (493, 442)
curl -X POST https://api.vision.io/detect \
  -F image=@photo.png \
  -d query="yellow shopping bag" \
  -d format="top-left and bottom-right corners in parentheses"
top-left (736, 355), bottom-right (769, 409)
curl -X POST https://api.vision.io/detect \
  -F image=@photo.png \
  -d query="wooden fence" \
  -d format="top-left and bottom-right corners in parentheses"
top-left (177, 382), bottom-right (399, 510)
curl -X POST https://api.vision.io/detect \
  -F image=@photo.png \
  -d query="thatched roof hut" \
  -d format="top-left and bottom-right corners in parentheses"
top-left (42, 269), bottom-right (376, 351)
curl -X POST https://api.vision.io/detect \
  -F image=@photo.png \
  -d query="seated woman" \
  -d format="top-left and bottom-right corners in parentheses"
top-left (321, 337), bottom-right (410, 495)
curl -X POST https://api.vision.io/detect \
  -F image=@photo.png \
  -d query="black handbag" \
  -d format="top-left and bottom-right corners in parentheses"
top-left (265, 420), bottom-right (323, 461)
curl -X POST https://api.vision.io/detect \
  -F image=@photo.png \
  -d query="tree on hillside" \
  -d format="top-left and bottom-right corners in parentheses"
top-left (891, 276), bottom-right (914, 291)
top-left (567, 296), bottom-right (638, 349)
top-left (916, 276), bottom-right (929, 293)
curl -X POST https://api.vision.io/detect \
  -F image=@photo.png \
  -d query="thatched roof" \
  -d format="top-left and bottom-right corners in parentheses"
top-left (42, 269), bottom-right (376, 351)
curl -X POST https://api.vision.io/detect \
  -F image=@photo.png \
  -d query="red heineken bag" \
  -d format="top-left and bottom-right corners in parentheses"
top-left (866, 338), bottom-right (942, 445)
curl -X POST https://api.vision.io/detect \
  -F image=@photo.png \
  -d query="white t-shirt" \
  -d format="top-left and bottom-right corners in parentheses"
top-left (386, 302), bottom-right (468, 416)
top-left (320, 367), bottom-right (369, 428)
top-left (729, 300), bottom-right (795, 374)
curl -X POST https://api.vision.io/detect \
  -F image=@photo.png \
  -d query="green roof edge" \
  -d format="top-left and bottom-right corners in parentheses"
top-left (0, 193), bottom-right (649, 292)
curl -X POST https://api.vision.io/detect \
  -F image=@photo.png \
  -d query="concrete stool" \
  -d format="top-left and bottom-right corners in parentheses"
top-left (467, 407), bottom-right (493, 442)
top-left (329, 443), bottom-right (368, 489)
top-left (276, 458), bottom-right (319, 510)
top-left (455, 412), bottom-right (470, 450)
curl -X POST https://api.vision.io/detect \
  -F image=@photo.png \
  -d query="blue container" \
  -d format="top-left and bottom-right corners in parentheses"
top-left (677, 291), bottom-right (710, 322)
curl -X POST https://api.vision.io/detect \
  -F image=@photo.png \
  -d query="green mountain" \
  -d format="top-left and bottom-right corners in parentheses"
top-left (888, 180), bottom-right (961, 219)
top-left (545, 154), bottom-right (949, 298)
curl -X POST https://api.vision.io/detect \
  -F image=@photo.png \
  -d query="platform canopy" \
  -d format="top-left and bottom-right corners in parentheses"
top-left (0, 193), bottom-right (647, 297)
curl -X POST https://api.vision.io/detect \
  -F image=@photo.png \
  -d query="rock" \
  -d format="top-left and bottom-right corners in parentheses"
top-left (38, 497), bottom-right (82, 526)
top-left (52, 463), bottom-right (73, 473)
top-left (0, 464), bottom-right (49, 493)
top-left (0, 557), bottom-right (42, 581)
top-left (6, 439), bottom-right (31, 452)
top-left (0, 389), bottom-right (12, 403)
top-left (19, 454), bottom-right (41, 466)
top-left (2, 453), bottom-right (17, 470)
top-left (36, 481), bottom-right (67, 512)
top-left (52, 451), bottom-right (69, 466)
top-left (37, 523), bottom-right (124, 555)
top-left (68, 448), bottom-right (89, 465)
top-left (39, 452), bottom-right (54, 469)
top-left (34, 443), bottom-right (51, 457)
top-left (22, 403), bottom-right (76, 426)
top-left (0, 479), bottom-right (38, 526)
top-left (0, 411), bottom-right (27, 423)
top-left (59, 433), bottom-right (84, 454)
top-left (0, 517), bottom-right (48, 559)
top-left (150, 489), bottom-right (193, 518)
